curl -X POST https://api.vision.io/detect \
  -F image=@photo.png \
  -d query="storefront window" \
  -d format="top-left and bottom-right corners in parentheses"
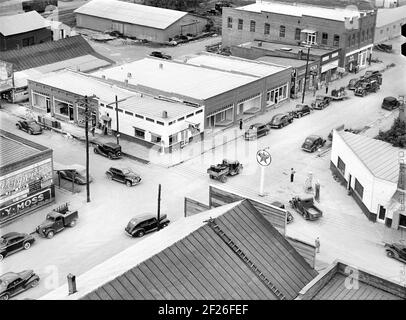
top-left (250, 20), bottom-right (256, 32)
top-left (227, 17), bottom-right (232, 28)
top-left (169, 134), bottom-right (178, 145)
top-left (354, 178), bottom-right (364, 199)
top-left (264, 23), bottom-right (270, 35)
top-left (399, 214), bottom-right (406, 228)
top-left (337, 156), bottom-right (346, 175)
top-left (295, 28), bottom-right (301, 40)
top-left (238, 19), bottom-right (243, 30)
top-left (134, 127), bottom-right (145, 139)
top-left (54, 99), bottom-right (72, 118)
top-left (151, 134), bottom-right (161, 143)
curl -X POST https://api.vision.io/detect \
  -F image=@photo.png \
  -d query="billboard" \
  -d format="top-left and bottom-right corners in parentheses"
top-left (0, 61), bottom-right (13, 93)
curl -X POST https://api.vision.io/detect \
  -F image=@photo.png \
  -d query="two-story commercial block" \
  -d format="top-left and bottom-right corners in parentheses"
top-left (222, 1), bottom-right (377, 72)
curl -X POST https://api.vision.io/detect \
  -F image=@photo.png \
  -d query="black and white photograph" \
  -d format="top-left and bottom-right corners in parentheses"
top-left (0, 0), bottom-right (405, 307)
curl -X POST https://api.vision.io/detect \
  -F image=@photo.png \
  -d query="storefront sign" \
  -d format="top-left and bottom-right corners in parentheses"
top-left (0, 188), bottom-right (51, 222)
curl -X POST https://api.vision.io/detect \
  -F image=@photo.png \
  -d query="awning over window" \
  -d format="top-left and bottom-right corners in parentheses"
top-left (301, 29), bottom-right (316, 34)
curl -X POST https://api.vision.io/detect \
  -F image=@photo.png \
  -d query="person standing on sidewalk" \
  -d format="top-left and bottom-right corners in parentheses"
top-left (239, 119), bottom-right (243, 130)
top-left (91, 126), bottom-right (95, 137)
top-left (290, 168), bottom-right (296, 183)
top-left (315, 237), bottom-right (320, 253)
top-left (325, 85), bottom-right (329, 95)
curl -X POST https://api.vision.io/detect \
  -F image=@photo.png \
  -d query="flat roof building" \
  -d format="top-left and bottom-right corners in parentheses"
top-left (74, 0), bottom-right (208, 43)
top-left (92, 56), bottom-right (292, 128)
top-left (0, 130), bottom-right (55, 226)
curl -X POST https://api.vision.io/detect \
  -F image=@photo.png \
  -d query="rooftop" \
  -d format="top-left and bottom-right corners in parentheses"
top-left (0, 35), bottom-right (113, 72)
top-left (41, 200), bottom-right (317, 300)
top-left (236, 1), bottom-right (362, 22)
top-left (296, 260), bottom-right (406, 300)
top-left (183, 52), bottom-right (288, 77)
top-left (0, 11), bottom-right (47, 36)
top-left (0, 130), bottom-right (50, 170)
top-left (92, 58), bottom-right (259, 100)
top-left (238, 40), bottom-right (338, 57)
top-left (74, 0), bottom-right (188, 30)
top-left (337, 131), bottom-right (400, 183)
top-left (256, 56), bottom-right (312, 68)
top-left (376, 6), bottom-right (406, 28)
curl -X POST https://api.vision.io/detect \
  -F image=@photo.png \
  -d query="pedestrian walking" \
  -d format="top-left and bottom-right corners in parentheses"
top-left (91, 126), bottom-right (95, 137)
top-left (239, 119), bottom-right (243, 130)
top-left (315, 237), bottom-right (320, 253)
top-left (290, 168), bottom-right (296, 183)
top-left (325, 85), bottom-right (329, 95)
top-left (313, 87), bottom-right (316, 97)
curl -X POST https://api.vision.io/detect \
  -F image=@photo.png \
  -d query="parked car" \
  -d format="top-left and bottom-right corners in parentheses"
top-left (354, 80), bottom-right (380, 97)
top-left (384, 242), bottom-right (406, 264)
top-left (16, 120), bottom-right (42, 135)
top-left (36, 203), bottom-right (78, 239)
top-left (93, 141), bottom-right (122, 159)
top-left (268, 113), bottom-right (293, 128)
top-left (0, 232), bottom-right (35, 261)
top-left (58, 164), bottom-right (93, 185)
top-left (150, 51), bottom-right (172, 60)
top-left (381, 96), bottom-right (400, 110)
top-left (311, 96), bottom-right (331, 110)
top-left (289, 197), bottom-right (323, 221)
top-left (244, 123), bottom-right (270, 140)
top-left (105, 167), bottom-right (141, 187)
top-left (0, 270), bottom-right (40, 300)
top-left (347, 78), bottom-right (359, 90)
top-left (290, 104), bottom-right (311, 118)
top-left (125, 213), bottom-right (170, 237)
top-left (301, 135), bottom-right (326, 152)
top-left (207, 159), bottom-right (243, 183)
top-left (271, 201), bottom-right (294, 224)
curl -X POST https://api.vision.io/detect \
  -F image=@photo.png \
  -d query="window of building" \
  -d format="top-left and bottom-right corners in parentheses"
top-left (169, 121), bottom-right (175, 125)
top-left (186, 113), bottom-right (194, 118)
top-left (169, 133), bottom-right (178, 145)
top-left (333, 34), bottom-right (339, 47)
top-left (195, 109), bottom-right (203, 114)
top-left (54, 100), bottom-right (72, 118)
top-left (380, 29), bottom-right (383, 34)
top-left (146, 117), bottom-right (154, 122)
top-left (250, 20), bottom-right (256, 32)
top-left (321, 32), bottom-right (328, 45)
top-left (352, 34), bottom-right (355, 45)
top-left (279, 25), bottom-right (286, 37)
top-left (100, 103), bottom-right (105, 107)
top-left (264, 23), bottom-right (270, 35)
top-left (295, 28), bottom-right (301, 40)
top-left (134, 128), bottom-right (145, 139)
top-left (227, 17), bottom-right (232, 28)
top-left (238, 19), bottom-right (243, 30)
top-left (354, 178), bottom-right (364, 199)
top-left (399, 214), bottom-right (406, 228)
top-left (178, 116), bottom-right (185, 121)
top-left (366, 28), bottom-right (369, 39)
top-left (337, 157), bottom-right (346, 175)
top-left (125, 111), bottom-right (133, 116)
top-left (117, 108), bottom-right (123, 113)
top-left (306, 32), bottom-right (316, 44)
top-left (361, 30), bottom-right (365, 41)
top-left (151, 133), bottom-right (161, 143)
top-left (347, 35), bottom-right (351, 47)
top-left (135, 114), bottom-right (144, 119)
top-left (156, 121), bottom-right (164, 125)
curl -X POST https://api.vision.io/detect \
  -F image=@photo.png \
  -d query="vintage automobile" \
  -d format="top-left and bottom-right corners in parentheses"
top-left (0, 232), bottom-right (35, 261)
top-left (381, 96), bottom-right (400, 110)
top-left (57, 164), bottom-right (93, 185)
top-left (268, 113), bottom-right (294, 128)
top-left (150, 51), bottom-right (172, 60)
top-left (354, 80), bottom-right (380, 97)
top-left (207, 159), bottom-right (243, 183)
top-left (311, 96), bottom-right (331, 110)
top-left (301, 135), bottom-right (326, 153)
top-left (290, 104), bottom-right (311, 118)
top-left (271, 201), bottom-right (294, 224)
top-left (244, 123), bottom-right (270, 140)
top-left (0, 270), bottom-right (40, 300)
top-left (16, 120), bottom-right (42, 135)
top-left (347, 78), bottom-right (359, 90)
top-left (93, 141), bottom-right (122, 159)
top-left (36, 203), bottom-right (78, 239)
top-left (384, 242), bottom-right (406, 264)
top-left (105, 167), bottom-right (142, 187)
top-left (125, 214), bottom-right (170, 237)
top-left (289, 197), bottom-right (323, 221)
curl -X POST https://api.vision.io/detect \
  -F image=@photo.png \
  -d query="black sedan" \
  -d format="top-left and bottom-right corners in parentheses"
top-left (150, 51), bottom-right (172, 60)
top-left (290, 104), bottom-right (311, 118)
top-left (106, 167), bottom-right (141, 187)
top-left (0, 270), bottom-right (40, 300)
top-left (301, 135), bottom-right (326, 153)
top-left (58, 164), bottom-right (93, 185)
top-left (16, 120), bottom-right (42, 135)
top-left (0, 232), bottom-right (35, 261)
top-left (268, 113), bottom-right (293, 128)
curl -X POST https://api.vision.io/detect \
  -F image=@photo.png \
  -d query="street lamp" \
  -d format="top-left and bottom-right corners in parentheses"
top-left (301, 44), bottom-right (312, 104)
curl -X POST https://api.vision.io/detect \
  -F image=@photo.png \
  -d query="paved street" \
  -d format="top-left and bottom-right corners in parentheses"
top-left (1, 36), bottom-right (405, 299)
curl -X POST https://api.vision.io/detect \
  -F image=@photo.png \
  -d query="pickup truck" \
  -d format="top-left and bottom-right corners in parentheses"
top-left (36, 203), bottom-right (78, 239)
top-left (289, 197), bottom-right (323, 221)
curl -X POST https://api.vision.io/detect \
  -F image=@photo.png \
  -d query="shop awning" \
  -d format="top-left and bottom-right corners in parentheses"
top-left (301, 29), bottom-right (316, 33)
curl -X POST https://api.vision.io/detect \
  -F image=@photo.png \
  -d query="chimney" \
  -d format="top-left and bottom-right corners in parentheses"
top-left (162, 111), bottom-right (168, 118)
top-left (159, 63), bottom-right (163, 69)
top-left (258, 41), bottom-right (262, 47)
top-left (398, 163), bottom-right (406, 192)
top-left (67, 273), bottom-right (77, 295)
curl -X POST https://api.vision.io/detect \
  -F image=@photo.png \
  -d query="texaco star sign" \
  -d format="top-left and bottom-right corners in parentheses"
top-left (256, 149), bottom-right (272, 166)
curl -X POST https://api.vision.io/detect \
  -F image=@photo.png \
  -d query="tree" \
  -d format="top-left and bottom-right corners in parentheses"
top-left (376, 118), bottom-right (406, 148)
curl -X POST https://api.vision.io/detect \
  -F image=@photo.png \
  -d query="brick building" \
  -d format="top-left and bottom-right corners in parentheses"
top-left (0, 11), bottom-right (52, 51)
top-left (0, 130), bottom-right (55, 226)
top-left (222, 1), bottom-right (377, 72)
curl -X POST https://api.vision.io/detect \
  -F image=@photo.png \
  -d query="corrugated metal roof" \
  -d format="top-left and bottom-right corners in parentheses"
top-left (74, 0), bottom-right (188, 30)
top-left (237, 1), bottom-right (362, 22)
top-left (376, 7), bottom-right (406, 28)
top-left (0, 11), bottom-right (47, 36)
top-left (338, 131), bottom-right (401, 183)
top-left (184, 52), bottom-right (288, 78)
top-left (0, 35), bottom-right (113, 71)
top-left (92, 58), bottom-right (258, 100)
top-left (78, 200), bottom-right (316, 300)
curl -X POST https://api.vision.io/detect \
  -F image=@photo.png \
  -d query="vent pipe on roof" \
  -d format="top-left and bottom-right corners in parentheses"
top-left (162, 111), bottom-right (168, 118)
top-left (159, 63), bottom-right (163, 70)
top-left (258, 41), bottom-right (262, 47)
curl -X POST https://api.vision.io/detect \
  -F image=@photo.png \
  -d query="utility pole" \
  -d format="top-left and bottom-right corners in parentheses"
top-left (157, 184), bottom-right (161, 231)
top-left (115, 95), bottom-right (120, 145)
top-left (301, 45), bottom-right (311, 104)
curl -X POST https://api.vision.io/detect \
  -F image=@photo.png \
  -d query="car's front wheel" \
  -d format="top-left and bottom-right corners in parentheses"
top-left (0, 253), bottom-right (4, 261)
top-left (126, 180), bottom-right (132, 187)
top-left (108, 153), bottom-right (113, 159)
top-left (0, 293), bottom-right (9, 300)
top-left (386, 250), bottom-right (395, 258)
top-left (46, 231), bottom-right (55, 239)
top-left (93, 148), bottom-right (98, 154)
top-left (28, 129), bottom-right (33, 135)
top-left (30, 280), bottom-right (39, 288)
top-left (23, 242), bottom-right (31, 250)
top-left (136, 230), bottom-right (145, 237)
top-left (69, 220), bottom-right (77, 227)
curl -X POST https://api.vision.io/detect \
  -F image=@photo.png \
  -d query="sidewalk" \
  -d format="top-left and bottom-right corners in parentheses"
top-left (0, 58), bottom-right (388, 167)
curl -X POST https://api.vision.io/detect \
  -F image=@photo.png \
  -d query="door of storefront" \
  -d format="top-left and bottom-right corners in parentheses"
top-left (378, 205), bottom-right (386, 223)
top-left (46, 98), bottom-right (51, 113)
top-left (181, 129), bottom-right (189, 145)
top-left (69, 106), bottom-right (74, 121)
